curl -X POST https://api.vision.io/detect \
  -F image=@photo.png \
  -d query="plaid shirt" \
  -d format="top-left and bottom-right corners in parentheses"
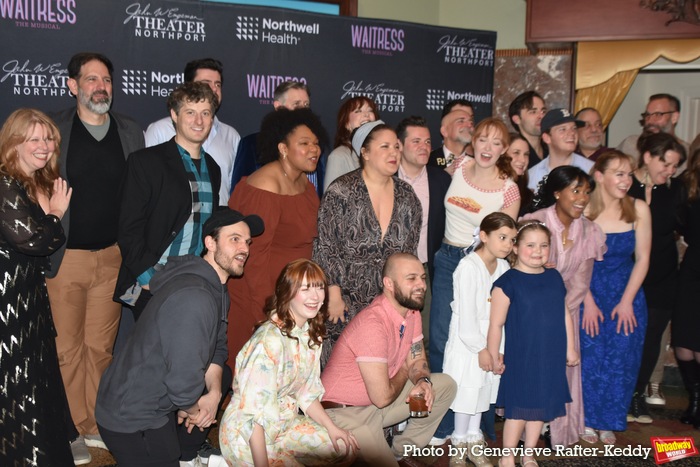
top-left (136, 144), bottom-right (214, 286)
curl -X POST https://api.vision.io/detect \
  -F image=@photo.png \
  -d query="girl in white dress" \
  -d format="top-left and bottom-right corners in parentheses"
top-left (443, 212), bottom-right (517, 467)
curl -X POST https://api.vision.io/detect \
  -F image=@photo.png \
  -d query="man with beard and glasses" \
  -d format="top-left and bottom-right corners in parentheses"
top-left (96, 208), bottom-right (263, 467)
top-left (320, 253), bottom-right (456, 467)
top-left (617, 93), bottom-right (690, 171)
top-left (48, 51), bottom-right (144, 465)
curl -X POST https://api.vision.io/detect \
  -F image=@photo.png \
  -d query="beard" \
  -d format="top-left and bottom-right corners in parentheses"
top-left (393, 283), bottom-right (425, 310)
top-left (214, 249), bottom-right (245, 279)
top-left (78, 88), bottom-right (112, 115)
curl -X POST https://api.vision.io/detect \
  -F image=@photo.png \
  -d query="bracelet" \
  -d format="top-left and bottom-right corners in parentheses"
top-left (418, 376), bottom-right (432, 386)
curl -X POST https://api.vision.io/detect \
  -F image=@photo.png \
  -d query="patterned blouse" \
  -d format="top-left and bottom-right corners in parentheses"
top-left (312, 169), bottom-right (422, 363)
top-left (220, 320), bottom-right (324, 463)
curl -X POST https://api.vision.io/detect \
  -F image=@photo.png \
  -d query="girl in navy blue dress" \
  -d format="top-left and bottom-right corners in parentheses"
top-left (488, 221), bottom-right (578, 467)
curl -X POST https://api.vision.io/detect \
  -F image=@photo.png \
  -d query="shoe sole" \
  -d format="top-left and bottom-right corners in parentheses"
top-left (627, 415), bottom-right (653, 424)
top-left (645, 399), bottom-right (666, 406)
top-left (84, 438), bottom-right (109, 450)
top-left (73, 456), bottom-right (92, 466)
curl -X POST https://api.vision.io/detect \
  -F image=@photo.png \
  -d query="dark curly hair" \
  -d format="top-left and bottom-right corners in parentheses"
top-left (257, 108), bottom-right (328, 165)
top-left (530, 165), bottom-right (595, 211)
top-left (262, 259), bottom-right (328, 348)
top-left (167, 81), bottom-right (219, 115)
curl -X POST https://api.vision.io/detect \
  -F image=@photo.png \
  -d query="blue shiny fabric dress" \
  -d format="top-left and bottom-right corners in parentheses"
top-left (581, 230), bottom-right (648, 431)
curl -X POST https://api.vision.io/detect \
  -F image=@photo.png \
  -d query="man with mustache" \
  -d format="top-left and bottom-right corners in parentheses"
top-left (617, 93), bottom-right (690, 170)
top-left (48, 52), bottom-right (144, 465)
top-left (96, 208), bottom-right (263, 467)
top-left (321, 253), bottom-right (457, 467)
top-left (428, 100), bottom-right (475, 173)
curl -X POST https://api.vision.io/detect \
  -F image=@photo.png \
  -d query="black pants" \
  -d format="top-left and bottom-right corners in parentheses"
top-left (635, 306), bottom-right (672, 393)
top-left (99, 364), bottom-right (233, 464)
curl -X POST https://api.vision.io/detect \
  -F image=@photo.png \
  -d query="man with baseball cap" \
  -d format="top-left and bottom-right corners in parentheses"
top-left (96, 208), bottom-right (263, 467)
top-left (528, 108), bottom-right (594, 191)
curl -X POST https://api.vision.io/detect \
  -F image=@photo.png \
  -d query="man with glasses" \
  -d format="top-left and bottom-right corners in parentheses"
top-left (617, 93), bottom-right (689, 170)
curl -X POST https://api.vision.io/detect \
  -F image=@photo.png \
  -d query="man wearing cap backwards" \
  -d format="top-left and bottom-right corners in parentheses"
top-left (96, 208), bottom-right (264, 467)
top-left (528, 109), bottom-right (594, 191)
top-left (115, 81), bottom-right (222, 320)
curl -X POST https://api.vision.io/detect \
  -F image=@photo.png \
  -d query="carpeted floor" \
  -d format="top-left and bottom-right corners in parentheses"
top-left (88, 369), bottom-right (699, 466)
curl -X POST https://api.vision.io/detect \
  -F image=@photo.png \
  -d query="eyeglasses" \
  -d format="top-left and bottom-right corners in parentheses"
top-left (641, 111), bottom-right (675, 119)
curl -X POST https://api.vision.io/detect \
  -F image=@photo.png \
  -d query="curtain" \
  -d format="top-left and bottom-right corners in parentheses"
top-left (574, 39), bottom-right (700, 127)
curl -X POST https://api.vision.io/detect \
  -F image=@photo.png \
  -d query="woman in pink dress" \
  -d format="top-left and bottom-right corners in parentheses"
top-left (522, 166), bottom-right (606, 446)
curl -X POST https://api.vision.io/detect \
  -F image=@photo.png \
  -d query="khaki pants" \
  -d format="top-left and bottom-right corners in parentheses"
top-left (47, 245), bottom-right (122, 435)
top-left (326, 373), bottom-right (456, 466)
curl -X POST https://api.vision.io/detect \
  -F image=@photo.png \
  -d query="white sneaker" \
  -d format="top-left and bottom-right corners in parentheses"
top-left (180, 459), bottom-right (202, 467)
top-left (645, 382), bottom-right (666, 406)
top-left (70, 436), bottom-right (91, 466)
top-left (84, 433), bottom-right (108, 450)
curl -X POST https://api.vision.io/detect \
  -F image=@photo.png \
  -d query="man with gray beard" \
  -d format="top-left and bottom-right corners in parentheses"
top-left (48, 52), bottom-right (144, 465)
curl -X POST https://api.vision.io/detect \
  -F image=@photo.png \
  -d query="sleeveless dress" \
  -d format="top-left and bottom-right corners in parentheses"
top-left (581, 230), bottom-right (648, 431)
top-left (494, 268), bottom-right (571, 421)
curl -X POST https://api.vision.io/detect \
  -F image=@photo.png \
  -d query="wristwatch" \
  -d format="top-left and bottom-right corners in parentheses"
top-left (418, 376), bottom-right (432, 386)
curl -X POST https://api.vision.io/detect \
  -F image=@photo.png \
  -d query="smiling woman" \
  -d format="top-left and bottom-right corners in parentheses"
top-left (227, 108), bottom-right (327, 360)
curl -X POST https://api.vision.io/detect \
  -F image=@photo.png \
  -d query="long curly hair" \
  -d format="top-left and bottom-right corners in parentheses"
top-left (263, 259), bottom-right (328, 348)
top-left (0, 108), bottom-right (61, 201)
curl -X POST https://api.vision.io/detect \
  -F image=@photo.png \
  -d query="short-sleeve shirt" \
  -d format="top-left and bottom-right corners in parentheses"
top-left (321, 294), bottom-right (423, 407)
top-left (444, 166), bottom-right (520, 247)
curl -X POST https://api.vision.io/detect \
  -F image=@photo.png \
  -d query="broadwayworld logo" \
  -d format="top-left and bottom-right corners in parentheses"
top-left (235, 15), bottom-right (319, 45)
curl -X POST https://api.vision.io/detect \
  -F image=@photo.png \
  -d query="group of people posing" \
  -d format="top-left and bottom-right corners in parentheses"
top-left (1, 50), bottom-right (699, 467)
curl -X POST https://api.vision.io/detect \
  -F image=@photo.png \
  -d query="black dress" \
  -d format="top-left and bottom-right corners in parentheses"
top-left (675, 195), bottom-right (700, 352)
top-left (0, 176), bottom-right (73, 466)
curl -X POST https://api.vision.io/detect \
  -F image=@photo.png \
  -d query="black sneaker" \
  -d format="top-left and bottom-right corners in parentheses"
top-left (197, 439), bottom-right (222, 465)
top-left (627, 392), bottom-right (653, 424)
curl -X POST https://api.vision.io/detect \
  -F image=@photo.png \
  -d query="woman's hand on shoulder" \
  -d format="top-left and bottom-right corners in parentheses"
top-left (48, 177), bottom-right (72, 219)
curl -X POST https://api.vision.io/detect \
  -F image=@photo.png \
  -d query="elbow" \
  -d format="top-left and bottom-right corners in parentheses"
top-left (369, 393), bottom-right (394, 409)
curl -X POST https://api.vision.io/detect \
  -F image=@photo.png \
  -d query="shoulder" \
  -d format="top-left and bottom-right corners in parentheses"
top-left (145, 116), bottom-right (172, 133)
top-left (245, 166), bottom-right (282, 193)
top-left (49, 107), bottom-right (76, 126)
top-left (111, 111), bottom-right (143, 132)
top-left (427, 165), bottom-right (452, 184)
top-left (215, 118), bottom-right (241, 139)
top-left (573, 153), bottom-right (594, 170)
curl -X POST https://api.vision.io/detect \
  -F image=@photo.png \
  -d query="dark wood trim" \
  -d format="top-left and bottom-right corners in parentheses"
top-left (311, 0), bottom-right (357, 16)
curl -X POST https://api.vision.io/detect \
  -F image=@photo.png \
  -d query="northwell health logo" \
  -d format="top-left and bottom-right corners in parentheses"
top-left (426, 89), bottom-right (492, 111)
top-left (235, 15), bottom-right (319, 45)
top-left (235, 16), bottom-right (259, 40)
top-left (121, 69), bottom-right (184, 97)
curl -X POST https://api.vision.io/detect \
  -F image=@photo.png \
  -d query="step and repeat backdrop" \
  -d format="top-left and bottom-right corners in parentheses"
top-left (0, 0), bottom-right (495, 141)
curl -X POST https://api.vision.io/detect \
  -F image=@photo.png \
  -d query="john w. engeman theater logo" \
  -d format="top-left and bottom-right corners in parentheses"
top-left (437, 35), bottom-right (494, 67)
top-left (235, 15), bottom-right (319, 45)
top-left (124, 2), bottom-right (206, 42)
top-left (1, 58), bottom-right (69, 98)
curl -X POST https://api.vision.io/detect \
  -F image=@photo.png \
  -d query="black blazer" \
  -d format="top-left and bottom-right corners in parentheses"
top-left (426, 166), bottom-right (451, 281)
top-left (115, 138), bottom-right (221, 302)
top-left (428, 147), bottom-right (448, 169)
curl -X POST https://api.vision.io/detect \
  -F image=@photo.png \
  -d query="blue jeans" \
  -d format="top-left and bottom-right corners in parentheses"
top-left (429, 242), bottom-right (469, 438)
